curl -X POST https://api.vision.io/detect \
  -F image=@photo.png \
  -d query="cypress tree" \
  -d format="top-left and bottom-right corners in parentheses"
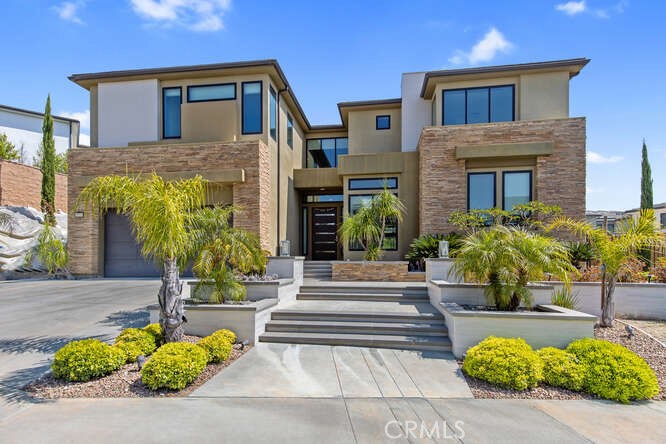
top-left (40, 95), bottom-right (56, 224)
top-left (640, 140), bottom-right (653, 209)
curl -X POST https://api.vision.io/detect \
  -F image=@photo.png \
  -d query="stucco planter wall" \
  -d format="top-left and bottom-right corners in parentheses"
top-left (441, 302), bottom-right (596, 358)
top-left (331, 261), bottom-right (424, 282)
top-left (188, 278), bottom-right (298, 303)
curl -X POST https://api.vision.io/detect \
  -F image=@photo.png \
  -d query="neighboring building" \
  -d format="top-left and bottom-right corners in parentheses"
top-left (585, 210), bottom-right (627, 234)
top-left (0, 104), bottom-right (81, 165)
top-left (624, 203), bottom-right (666, 233)
top-left (67, 58), bottom-right (588, 277)
top-left (0, 160), bottom-right (67, 211)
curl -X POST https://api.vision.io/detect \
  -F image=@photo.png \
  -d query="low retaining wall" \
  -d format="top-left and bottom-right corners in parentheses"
top-left (188, 278), bottom-right (299, 303)
top-left (331, 261), bottom-right (424, 282)
top-left (441, 302), bottom-right (596, 358)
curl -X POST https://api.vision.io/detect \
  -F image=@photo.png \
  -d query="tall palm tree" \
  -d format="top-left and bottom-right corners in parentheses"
top-left (550, 209), bottom-right (664, 326)
top-left (76, 174), bottom-right (207, 342)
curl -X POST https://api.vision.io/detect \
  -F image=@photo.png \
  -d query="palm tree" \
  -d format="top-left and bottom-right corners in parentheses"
top-left (338, 189), bottom-right (405, 260)
top-left (76, 174), bottom-right (207, 342)
top-left (550, 209), bottom-right (664, 327)
top-left (452, 225), bottom-right (575, 311)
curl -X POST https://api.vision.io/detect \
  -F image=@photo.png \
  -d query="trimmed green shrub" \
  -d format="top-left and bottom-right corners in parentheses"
top-left (537, 347), bottom-right (585, 391)
top-left (210, 329), bottom-right (236, 345)
top-left (142, 323), bottom-right (164, 346)
top-left (462, 337), bottom-right (543, 390)
top-left (566, 338), bottom-right (659, 403)
top-left (198, 334), bottom-right (233, 363)
top-left (114, 328), bottom-right (158, 362)
top-left (141, 342), bottom-right (208, 390)
top-left (52, 339), bottom-right (125, 382)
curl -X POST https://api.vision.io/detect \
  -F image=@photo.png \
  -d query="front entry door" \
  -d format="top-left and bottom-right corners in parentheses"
top-left (311, 207), bottom-right (339, 260)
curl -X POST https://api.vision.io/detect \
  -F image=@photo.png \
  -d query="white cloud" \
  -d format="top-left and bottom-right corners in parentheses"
top-left (59, 110), bottom-right (90, 132)
top-left (556, 1), bottom-right (587, 15)
top-left (130, 0), bottom-right (232, 32)
top-left (53, 1), bottom-right (86, 24)
top-left (449, 28), bottom-right (513, 66)
top-left (587, 151), bottom-right (623, 164)
top-left (79, 133), bottom-right (91, 146)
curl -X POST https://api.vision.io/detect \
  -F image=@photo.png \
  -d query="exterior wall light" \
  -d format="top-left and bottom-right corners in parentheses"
top-left (279, 240), bottom-right (291, 257)
top-left (438, 240), bottom-right (449, 258)
top-left (74, 211), bottom-right (84, 218)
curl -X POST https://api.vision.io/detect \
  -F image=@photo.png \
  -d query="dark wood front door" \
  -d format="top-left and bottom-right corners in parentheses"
top-left (311, 207), bottom-right (339, 260)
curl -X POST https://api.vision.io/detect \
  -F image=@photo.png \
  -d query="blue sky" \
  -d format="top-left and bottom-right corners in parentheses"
top-left (2, 0), bottom-right (664, 211)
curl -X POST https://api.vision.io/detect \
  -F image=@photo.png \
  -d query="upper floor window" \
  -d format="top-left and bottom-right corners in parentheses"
top-left (287, 113), bottom-right (294, 149)
top-left (242, 81), bottom-right (262, 134)
top-left (187, 83), bottom-right (236, 102)
top-left (349, 177), bottom-right (398, 190)
top-left (269, 86), bottom-right (277, 140)
top-left (162, 87), bottom-right (181, 139)
top-left (306, 137), bottom-right (348, 168)
top-left (443, 85), bottom-right (514, 125)
top-left (376, 115), bottom-right (390, 130)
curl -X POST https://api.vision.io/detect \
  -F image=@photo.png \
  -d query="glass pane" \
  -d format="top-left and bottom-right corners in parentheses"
top-left (376, 115), bottom-right (390, 129)
top-left (335, 138), bottom-right (348, 164)
top-left (467, 88), bottom-right (489, 124)
top-left (443, 90), bottom-right (465, 125)
top-left (188, 84), bottom-right (235, 102)
top-left (287, 115), bottom-right (293, 148)
top-left (321, 138), bottom-right (336, 167)
top-left (305, 194), bottom-right (343, 203)
top-left (468, 173), bottom-right (495, 210)
top-left (503, 171), bottom-right (532, 210)
top-left (163, 88), bottom-right (181, 138)
top-left (242, 82), bottom-right (261, 134)
top-left (306, 139), bottom-right (321, 168)
top-left (490, 86), bottom-right (514, 122)
top-left (269, 87), bottom-right (277, 140)
top-left (349, 177), bottom-right (398, 190)
top-left (349, 195), bottom-right (373, 214)
top-left (661, 213), bottom-right (666, 229)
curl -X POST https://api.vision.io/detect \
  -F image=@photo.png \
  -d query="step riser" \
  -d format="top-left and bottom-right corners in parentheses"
top-left (271, 314), bottom-right (443, 324)
top-left (265, 325), bottom-right (448, 337)
top-left (259, 336), bottom-right (451, 351)
top-left (299, 287), bottom-right (426, 296)
top-left (297, 295), bottom-right (427, 303)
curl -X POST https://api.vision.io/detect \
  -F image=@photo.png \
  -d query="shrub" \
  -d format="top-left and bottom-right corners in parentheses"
top-left (52, 339), bottom-right (125, 382)
top-left (114, 328), bottom-right (158, 362)
top-left (140, 342), bottom-right (208, 390)
top-left (537, 347), bottom-right (585, 391)
top-left (650, 257), bottom-right (666, 283)
top-left (405, 233), bottom-right (462, 271)
top-left (211, 329), bottom-right (236, 345)
top-left (550, 287), bottom-right (580, 310)
top-left (566, 338), bottom-right (659, 403)
top-left (198, 334), bottom-right (233, 363)
top-left (462, 337), bottom-right (543, 390)
top-left (142, 323), bottom-right (164, 346)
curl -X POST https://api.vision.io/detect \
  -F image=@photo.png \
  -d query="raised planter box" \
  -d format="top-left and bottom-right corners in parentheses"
top-left (331, 261), bottom-right (424, 282)
top-left (188, 278), bottom-right (298, 303)
top-left (441, 302), bottom-right (596, 358)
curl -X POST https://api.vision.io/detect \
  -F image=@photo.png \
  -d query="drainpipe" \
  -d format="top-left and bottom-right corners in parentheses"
top-left (276, 86), bottom-right (289, 255)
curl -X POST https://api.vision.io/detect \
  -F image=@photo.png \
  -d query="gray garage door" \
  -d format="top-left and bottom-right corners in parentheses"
top-left (104, 212), bottom-right (161, 277)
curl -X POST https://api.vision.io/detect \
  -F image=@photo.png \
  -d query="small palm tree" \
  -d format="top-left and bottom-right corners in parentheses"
top-left (76, 174), bottom-right (207, 342)
top-left (452, 225), bottom-right (575, 311)
top-left (338, 189), bottom-right (405, 260)
top-left (550, 209), bottom-right (664, 327)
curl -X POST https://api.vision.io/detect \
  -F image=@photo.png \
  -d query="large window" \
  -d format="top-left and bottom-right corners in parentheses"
top-left (348, 194), bottom-right (397, 251)
top-left (503, 171), bottom-right (532, 210)
top-left (306, 137), bottom-right (348, 168)
top-left (443, 85), bottom-right (514, 125)
top-left (242, 81), bottom-right (262, 134)
top-left (187, 83), bottom-right (235, 102)
top-left (287, 113), bottom-right (294, 149)
top-left (269, 86), bottom-right (277, 140)
top-left (348, 177), bottom-right (397, 190)
top-left (467, 172), bottom-right (496, 210)
top-left (467, 170), bottom-right (533, 211)
top-left (162, 87), bottom-right (181, 139)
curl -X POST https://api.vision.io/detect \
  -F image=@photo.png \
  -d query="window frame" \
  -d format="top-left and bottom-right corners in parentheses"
top-left (376, 114), bottom-right (391, 130)
top-left (442, 84), bottom-right (515, 126)
top-left (347, 193), bottom-right (398, 251)
top-left (241, 80), bottom-right (263, 135)
top-left (660, 213), bottom-right (666, 229)
top-left (467, 171), bottom-right (497, 211)
top-left (162, 86), bottom-right (182, 139)
top-left (287, 113), bottom-right (294, 149)
top-left (348, 177), bottom-right (398, 191)
top-left (502, 170), bottom-right (533, 210)
top-left (269, 85), bottom-right (277, 140)
top-left (186, 82), bottom-right (236, 103)
top-left (305, 137), bottom-right (348, 168)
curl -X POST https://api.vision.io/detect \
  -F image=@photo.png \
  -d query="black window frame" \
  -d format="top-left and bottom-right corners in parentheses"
top-left (269, 85), bottom-right (277, 140)
top-left (502, 170), bottom-right (533, 210)
top-left (467, 171), bottom-right (497, 211)
top-left (186, 82), bottom-right (236, 103)
top-left (287, 113), bottom-right (294, 149)
top-left (162, 86), bottom-right (182, 139)
top-left (348, 194), bottom-right (398, 251)
top-left (660, 213), bottom-right (666, 229)
top-left (348, 177), bottom-right (398, 191)
top-left (376, 114), bottom-right (391, 130)
top-left (443, 84), bottom-right (515, 126)
top-left (305, 137), bottom-right (348, 168)
top-left (241, 80), bottom-right (263, 135)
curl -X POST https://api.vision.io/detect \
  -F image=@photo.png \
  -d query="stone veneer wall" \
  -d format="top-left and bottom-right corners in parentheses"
top-left (67, 140), bottom-right (272, 276)
top-left (331, 261), bottom-right (424, 282)
top-left (418, 118), bottom-right (586, 234)
top-left (0, 160), bottom-right (67, 211)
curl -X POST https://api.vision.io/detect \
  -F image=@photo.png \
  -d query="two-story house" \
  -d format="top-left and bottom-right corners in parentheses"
top-left (67, 58), bottom-right (588, 277)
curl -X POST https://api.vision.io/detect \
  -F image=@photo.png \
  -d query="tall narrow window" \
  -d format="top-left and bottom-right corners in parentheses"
top-left (242, 81), bottom-right (262, 134)
top-left (162, 87), bottom-right (181, 139)
top-left (287, 113), bottom-right (293, 149)
top-left (269, 86), bottom-right (277, 140)
top-left (443, 90), bottom-right (466, 125)
top-left (468, 172), bottom-right (496, 210)
top-left (466, 88), bottom-right (489, 124)
top-left (503, 171), bottom-right (532, 210)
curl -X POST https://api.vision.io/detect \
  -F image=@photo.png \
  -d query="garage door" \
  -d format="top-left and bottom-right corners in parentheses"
top-left (104, 212), bottom-right (161, 277)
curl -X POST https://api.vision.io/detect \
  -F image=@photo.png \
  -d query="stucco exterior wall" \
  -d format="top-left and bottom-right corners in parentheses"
top-left (520, 71), bottom-right (570, 120)
top-left (348, 108), bottom-right (402, 154)
top-left (400, 72), bottom-right (430, 152)
top-left (0, 160), bottom-right (67, 211)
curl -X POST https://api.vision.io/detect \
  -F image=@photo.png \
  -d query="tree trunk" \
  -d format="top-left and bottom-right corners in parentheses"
top-left (600, 274), bottom-right (617, 327)
top-left (158, 258), bottom-right (185, 342)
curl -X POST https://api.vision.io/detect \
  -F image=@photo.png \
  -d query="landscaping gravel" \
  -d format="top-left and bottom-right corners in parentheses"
top-left (25, 336), bottom-right (251, 399)
top-left (461, 322), bottom-right (665, 401)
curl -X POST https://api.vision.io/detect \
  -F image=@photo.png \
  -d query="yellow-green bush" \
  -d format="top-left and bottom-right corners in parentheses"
top-left (114, 328), bottom-right (158, 362)
top-left (566, 338), bottom-right (659, 403)
top-left (52, 339), bottom-right (125, 382)
top-left (142, 323), bottom-right (163, 346)
top-left (462, 337), bottom-right (543, 390)
top-left (211, 329), bottom-right (236, 345)
top-left (140, 342), bottom-right (208, 390)
top-left (537, 347), bottom-right (585, 391)
top-left (198, 334), bottom-right (233, 363)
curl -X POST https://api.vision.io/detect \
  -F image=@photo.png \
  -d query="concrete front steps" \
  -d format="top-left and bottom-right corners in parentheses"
top-left (259, 283), bottom-right (451, 351)
top-left (303, 261), bottom-right (332, 280)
